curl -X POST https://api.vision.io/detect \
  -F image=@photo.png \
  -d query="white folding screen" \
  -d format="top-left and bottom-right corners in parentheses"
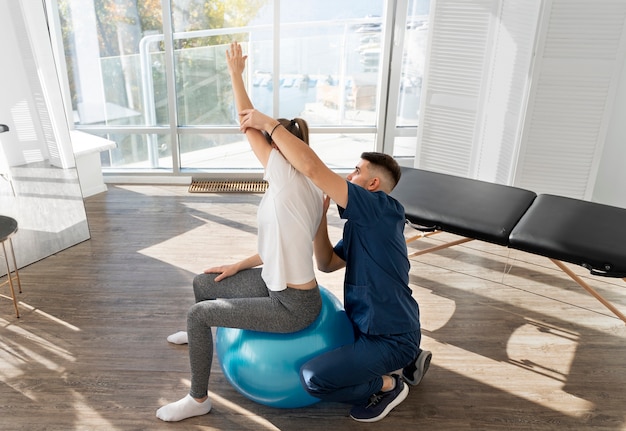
top-left (416, 0), bottom-right (497, 177)
top-left (514, 0), bottom-right (626, 198)
top-left (474, 0), bottom-right (541, 184)
top-left (417, 0), bottom-right (626, 200)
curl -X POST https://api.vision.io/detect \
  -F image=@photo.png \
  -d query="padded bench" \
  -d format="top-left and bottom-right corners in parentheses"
top-left (510, 194), bottom-right (626, 278)
top-left (393, 167), bottom-right (537, 247)
top-left (391, 167), bottom-right (626, 323)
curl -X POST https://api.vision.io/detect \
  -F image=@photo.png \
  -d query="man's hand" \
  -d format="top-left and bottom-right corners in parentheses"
top-left (239, 108), bottom-right (277, 134)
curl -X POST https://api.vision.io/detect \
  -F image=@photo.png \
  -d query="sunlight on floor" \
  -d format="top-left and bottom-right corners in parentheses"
top-left (423, 328), bottom-right (593, 419)
top-left (506, 319), bottom-right (579, 382)
top-left (157, 378), bottom-right (282, 430)
top-left (0, 311), bottom-right (76, 397)
top-left (209, 391), bottom-right (282, 431)
top-left (0, 295), bottom-right (81, 332)
top-left (70, 391), bottom-right (115, 429)
top-left (138, 214), bottom-right (258, 274)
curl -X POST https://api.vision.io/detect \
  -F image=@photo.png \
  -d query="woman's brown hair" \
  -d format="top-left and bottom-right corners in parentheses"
top-left (264, 118), bottom-right (310, 146)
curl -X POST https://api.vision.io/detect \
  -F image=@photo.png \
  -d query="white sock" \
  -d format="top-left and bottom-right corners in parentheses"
top-left (167, 331), bottom-right (188, 345)
top-left (156, 394), bottom-right (212, 422)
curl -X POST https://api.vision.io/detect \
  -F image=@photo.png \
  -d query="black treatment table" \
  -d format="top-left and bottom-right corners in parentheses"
top-left (391, 167), bottom-right (626, 323)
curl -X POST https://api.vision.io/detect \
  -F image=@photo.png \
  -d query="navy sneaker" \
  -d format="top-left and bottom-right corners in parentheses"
top-left (402, 350), bottom-right (432, 386)
top-left (349, 374), bottom-right (409, 423)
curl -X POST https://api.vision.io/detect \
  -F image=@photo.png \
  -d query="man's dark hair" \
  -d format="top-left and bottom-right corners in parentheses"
top-left (360, 152), bottom-right (402, 189)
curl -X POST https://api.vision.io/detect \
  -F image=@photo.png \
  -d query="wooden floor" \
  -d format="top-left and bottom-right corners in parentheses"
top-left (1, 184), bottom-right (626, 430)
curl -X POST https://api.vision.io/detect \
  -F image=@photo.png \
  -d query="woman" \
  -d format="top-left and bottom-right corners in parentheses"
top-left (156, 42), bottom-right (323, 422)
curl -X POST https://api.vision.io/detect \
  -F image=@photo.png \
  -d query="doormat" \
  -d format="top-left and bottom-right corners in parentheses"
top-left (188, 178), bottom-right (268, 193)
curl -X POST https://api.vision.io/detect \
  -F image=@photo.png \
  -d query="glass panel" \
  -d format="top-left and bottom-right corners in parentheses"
top-left (175, 0), bottom-right (385, 170)
top-left (180, 133), bottom-right (259, 170)
top-left (1, 1), bottom-right (90, 272)
top-left (57, 0), bottom-right (166, 126)
top-left (95, 132), bottom-right (172, 169)
top-left (53, 1), bottom-right (430, 174)
top-left (396, 0), bottom-right (431, 127)
top-left (276, 1), bottom-right (385, 126)
top-left (169, 0), bottom-right (385, 128)
top-left (312, 133), bottom-right (376, 169)
top-left (180, 132), bottom-right (375, 171)
top-left (392, 136), bottom-right (416, 158)
top-left (170, 0), bottom-right (272, 126)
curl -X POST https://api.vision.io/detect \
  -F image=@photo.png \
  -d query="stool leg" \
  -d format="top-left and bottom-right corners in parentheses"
top-left (8, 238), bottom-right (21, 293)
top-left (2, 241), bottom-right (19, 318)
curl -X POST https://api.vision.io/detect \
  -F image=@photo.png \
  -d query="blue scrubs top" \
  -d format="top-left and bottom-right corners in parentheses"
top-left (334, 181), bottom-right (420, 335)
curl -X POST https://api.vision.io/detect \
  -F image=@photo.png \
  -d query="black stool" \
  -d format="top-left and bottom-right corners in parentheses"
top-left (0, 215), bottom-right (21, 317)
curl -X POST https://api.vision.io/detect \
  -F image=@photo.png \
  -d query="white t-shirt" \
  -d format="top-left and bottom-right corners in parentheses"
top-left (257, 149), bottom-right (323, 291)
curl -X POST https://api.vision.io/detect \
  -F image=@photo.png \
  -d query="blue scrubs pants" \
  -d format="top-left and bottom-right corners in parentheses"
top-left (300, 328), bottom-right (421, 405)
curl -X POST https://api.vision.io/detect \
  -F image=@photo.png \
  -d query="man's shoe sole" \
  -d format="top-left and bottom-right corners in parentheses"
top-left (404, 351), bottom-right (432, 386)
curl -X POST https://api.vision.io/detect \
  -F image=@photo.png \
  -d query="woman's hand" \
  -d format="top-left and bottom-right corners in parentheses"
top-left (226, 41), bottom-right (247, 77)
top-left (204, 263), bottom-right (240, 282)
top-left (322, 194), bottom-right (331, 213)
top-left (204, 254), bottom-right (262, 282)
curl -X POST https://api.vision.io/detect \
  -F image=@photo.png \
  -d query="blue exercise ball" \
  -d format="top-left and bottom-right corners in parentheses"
top-left (216, 286), bottom-right (354, 408)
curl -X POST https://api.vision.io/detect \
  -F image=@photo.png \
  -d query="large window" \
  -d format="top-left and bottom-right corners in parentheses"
top-left (51, 0), bottom-right (430, 175)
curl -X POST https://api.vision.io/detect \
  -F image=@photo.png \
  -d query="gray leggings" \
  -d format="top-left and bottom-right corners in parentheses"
top-left (187, 268), bottom-right (322, 398)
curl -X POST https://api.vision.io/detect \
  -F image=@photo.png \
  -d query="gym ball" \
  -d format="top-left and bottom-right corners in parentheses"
top-left (216, 286), bottom-right (354, 408)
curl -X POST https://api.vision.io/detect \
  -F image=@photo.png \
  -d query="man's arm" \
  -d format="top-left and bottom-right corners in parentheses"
top-left (226, 42), bottom-right (272, 167)
top-left (239, 109), bottom-right (348, 208)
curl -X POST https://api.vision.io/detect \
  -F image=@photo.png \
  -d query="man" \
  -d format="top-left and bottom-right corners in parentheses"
top-left (240, 109), bottom-right (432, 423)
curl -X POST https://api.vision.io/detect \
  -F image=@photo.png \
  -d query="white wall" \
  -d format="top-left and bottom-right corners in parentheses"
top-left (592, 54), bottom-right (626, 208)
